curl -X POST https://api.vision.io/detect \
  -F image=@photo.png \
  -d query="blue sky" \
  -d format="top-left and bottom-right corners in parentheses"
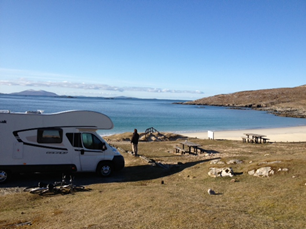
top-left (0, 0), bottom-right (305, 100)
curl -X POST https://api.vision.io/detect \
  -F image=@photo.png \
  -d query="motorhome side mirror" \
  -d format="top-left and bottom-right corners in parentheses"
top-left (102, 143), bottom-right (107, 151)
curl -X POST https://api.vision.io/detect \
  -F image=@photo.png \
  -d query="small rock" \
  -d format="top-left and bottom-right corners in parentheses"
top-left (16, 222), bottom-right (32, 226)
top-left (227, 159), bottom-right (243, 164)
top-left (210, 159), bottom-right (221, 164)
top-left (230, 179), bottom-right (236, 182)
top-left (207, 189), bottom-right (216, 195)
top-left (248, 170), bottom-right (255, 176)
top-left (278, 168), bottom-right (288, 172)
top-left (209, 159), bottom-right (225, 165)
top-left (267, 161), bottom-right (282, 164)
top-left (258, 162), bottom-right (268, 165)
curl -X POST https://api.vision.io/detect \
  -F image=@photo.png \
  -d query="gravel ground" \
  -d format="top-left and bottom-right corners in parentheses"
top-left (0, 187), bottom-right (24, 195)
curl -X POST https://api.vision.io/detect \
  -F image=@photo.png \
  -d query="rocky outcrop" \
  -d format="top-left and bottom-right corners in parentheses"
top-left (248, 165), bottom-right (289, 177)
top-left (256, 107), bottom-right (306, 118)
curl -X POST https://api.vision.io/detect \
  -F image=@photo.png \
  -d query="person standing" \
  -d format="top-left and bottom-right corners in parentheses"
top-left (131, 129), bottom-right (139, 156)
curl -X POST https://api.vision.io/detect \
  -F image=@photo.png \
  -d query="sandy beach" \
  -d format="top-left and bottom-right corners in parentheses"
top-left (184, 125), bottom-right (306, 142)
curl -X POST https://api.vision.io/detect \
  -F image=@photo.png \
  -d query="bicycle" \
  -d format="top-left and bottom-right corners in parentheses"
top-left (23, 174), bottom-right (87, 195)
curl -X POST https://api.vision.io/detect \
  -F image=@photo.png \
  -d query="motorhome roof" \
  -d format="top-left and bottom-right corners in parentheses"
top-left (0, 110), bottom-right (114, 130)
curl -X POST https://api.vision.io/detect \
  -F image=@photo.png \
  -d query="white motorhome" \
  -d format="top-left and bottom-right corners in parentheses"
top-left (0, 110), bottom-right (125, 183)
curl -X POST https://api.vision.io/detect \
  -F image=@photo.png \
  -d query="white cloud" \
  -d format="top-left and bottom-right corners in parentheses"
top-left (0, 78), bottom-right (204, 94)
top-left (0, 68), bottom-right (204, 95)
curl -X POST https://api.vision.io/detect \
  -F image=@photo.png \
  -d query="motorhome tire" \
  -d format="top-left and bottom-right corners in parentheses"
top-left (97, 162), bottom-right (113, 177)
top-left (0, 170), bottom-right (8, 183)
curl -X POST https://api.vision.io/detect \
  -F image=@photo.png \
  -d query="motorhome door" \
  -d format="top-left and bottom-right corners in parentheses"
top-left (79, 133), bottom-right (106, 171)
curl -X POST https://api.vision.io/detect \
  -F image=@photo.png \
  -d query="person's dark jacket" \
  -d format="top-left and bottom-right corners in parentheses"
top-left (131, 132), bottom-right (139, 144)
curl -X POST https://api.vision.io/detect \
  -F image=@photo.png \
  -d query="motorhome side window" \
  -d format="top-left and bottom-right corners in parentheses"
top-left (81, 133), bottom-right (103, 150)
top-left (37, 128), bottom-right (63, 143)
top-left (66, 133), bottom-right (82, 147)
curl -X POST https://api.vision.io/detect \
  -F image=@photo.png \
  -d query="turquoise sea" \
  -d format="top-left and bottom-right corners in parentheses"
top-left (1, 94), bottom-right (306, 135)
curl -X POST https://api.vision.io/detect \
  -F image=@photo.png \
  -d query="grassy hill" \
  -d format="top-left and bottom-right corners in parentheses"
top-left (185, 85), bottom-right (306, 118)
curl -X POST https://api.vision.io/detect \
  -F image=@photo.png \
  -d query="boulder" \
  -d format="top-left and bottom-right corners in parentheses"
top-left (252, 167), bottom-right (274, 177)
top-left (208, 167), bottom-right (234, 178)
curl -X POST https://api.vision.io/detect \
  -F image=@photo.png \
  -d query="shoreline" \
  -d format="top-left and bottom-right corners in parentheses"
top-left (184, 125), bottom-right (306, 142)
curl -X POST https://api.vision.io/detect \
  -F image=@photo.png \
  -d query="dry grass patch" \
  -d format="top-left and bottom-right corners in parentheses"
top-left (1, 135), bottom-right (306, 228)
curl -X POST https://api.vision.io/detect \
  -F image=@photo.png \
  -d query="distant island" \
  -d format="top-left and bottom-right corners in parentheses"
top-left (5, 90), bottom-right (158, 100)
top-left (9, 90), bottom-right (59, 97)
top-left (183, 85), bottom-right (306, 119)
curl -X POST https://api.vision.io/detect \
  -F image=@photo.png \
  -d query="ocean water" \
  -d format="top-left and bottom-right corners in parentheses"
top-left (1, 94), bottom-right (306, 135)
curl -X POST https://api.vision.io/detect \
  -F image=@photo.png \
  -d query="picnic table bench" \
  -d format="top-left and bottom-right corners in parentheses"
top-left (175, 146), bottom-right (186, 154)
top-left (243, 133), bottom-right (268, 143)
top-left (196, 147), bottom-right (206, 154)
top-left (180, 140), bottom-right (201, 155)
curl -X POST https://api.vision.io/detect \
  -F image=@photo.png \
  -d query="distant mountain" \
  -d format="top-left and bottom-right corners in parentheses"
top-left (10, 90), bottom-right (58, 97)
top-left (184, 85), bottom-right (306, 118)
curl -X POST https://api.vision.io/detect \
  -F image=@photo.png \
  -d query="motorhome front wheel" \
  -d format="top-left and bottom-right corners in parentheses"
top-left (97, 162), bottom-right (113, 177)
top-left (0, 170), bottom-right (8, 183)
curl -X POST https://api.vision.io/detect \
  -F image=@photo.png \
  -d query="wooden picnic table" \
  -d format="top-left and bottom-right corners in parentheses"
top-left (243, 133), bottom-right (268, 143)
top-left (180, 140), bottom-right (201, 154)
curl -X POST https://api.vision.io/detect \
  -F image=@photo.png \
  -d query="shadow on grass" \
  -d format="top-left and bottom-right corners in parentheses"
top-left (117, 157), bottom-right (220, 183)
top-left (1, 158), bottom-right (219, 188)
